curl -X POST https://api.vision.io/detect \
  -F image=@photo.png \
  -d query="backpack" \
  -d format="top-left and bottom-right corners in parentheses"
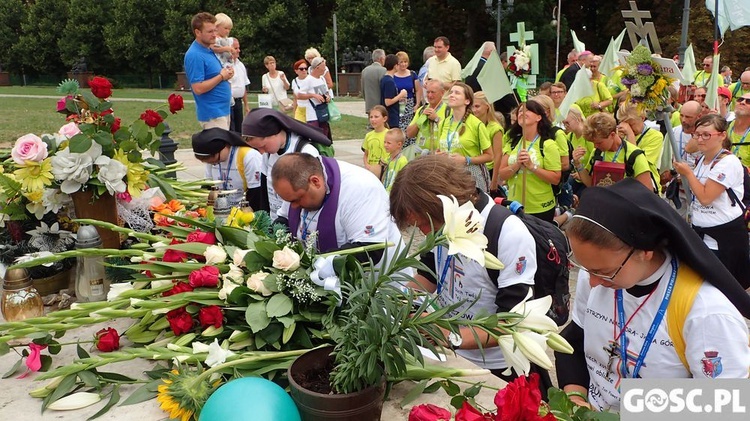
top-left (485, 198), bottom-right (571, 326)
top-left (707, 150), bottom-right (750, 230)
top-left (294, 137), bottom-right (335, 157)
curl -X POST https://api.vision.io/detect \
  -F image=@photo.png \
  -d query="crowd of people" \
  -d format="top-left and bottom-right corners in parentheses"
top-left (182, 12), bottom-right (750, 413)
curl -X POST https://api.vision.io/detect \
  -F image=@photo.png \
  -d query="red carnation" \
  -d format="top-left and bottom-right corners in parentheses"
top-left (166, 307), bottom-right (194, 335)
top-left (163, 238), bottom-right (188, 263)
top-left (168, 94), bottom-right (184, 114)
top-left (163, 281), bottom-right (194, 297)
top-left (94, 327), bottom-right (120, 352)
top-left (89, 76), bottom-right (113, 99)
top-left (198, 305), bottom-right (224, 329)
top-left (189, 266), bottom-right (220, 288)
top-left (186, 230), bottom-right (216, 245)
top-left (408, 404), bottom-right (452, 421)
top-left (494, 373), bottom-right (545, 421)
top-left (140, 109), bottom-right (163, 127)
top-left (454, 402), bottom-right (494, 421)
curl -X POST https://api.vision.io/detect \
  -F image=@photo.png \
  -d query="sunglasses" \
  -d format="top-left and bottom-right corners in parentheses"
top-left (737, 97), bottom-right (750, 104)
top-left (297, 67), bottom-right (308, 71)
top-left (702, 63), bottom-right (711, 67)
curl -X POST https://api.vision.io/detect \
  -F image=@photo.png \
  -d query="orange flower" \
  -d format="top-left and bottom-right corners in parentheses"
top-left (154, 212), bottom-right (175, 227)
top-left (166, 199), bottom-right (185, 212)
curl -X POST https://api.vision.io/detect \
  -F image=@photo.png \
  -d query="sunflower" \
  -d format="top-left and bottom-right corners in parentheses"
top-left (156, 367), bottom-right (217, 421)
top-left (13, 159), bottom-right (54, 192)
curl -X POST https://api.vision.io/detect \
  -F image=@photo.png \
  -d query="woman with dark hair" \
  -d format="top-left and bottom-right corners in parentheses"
top-left (436, 82), bottom-right (493, 191)
top-left (192, 128), bottom-right (263, 210)
top-left (497, 100), bottom-right (561, 222)
top-left (674, 114), bottom-right (750, 288)
top-left (557, 179), bottom-right (750, 412)
top-left (380, 54), bottom-right (408, 130)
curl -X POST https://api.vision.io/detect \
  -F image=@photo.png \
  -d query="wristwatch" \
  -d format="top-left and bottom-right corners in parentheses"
top-left (448, 332), bottom-right (463, 350)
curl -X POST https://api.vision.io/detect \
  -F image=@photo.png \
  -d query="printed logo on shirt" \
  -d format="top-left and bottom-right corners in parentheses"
top-left (717, 173), bottom-right (726, 182)
top-left (254, 171), bottom-right (260, 181)
top-left (701, 350), bottom-right (723, 378)
top-left (515, 256), bottom-right (527, 275)
top-left (364, 225), bottom-right (375, 236)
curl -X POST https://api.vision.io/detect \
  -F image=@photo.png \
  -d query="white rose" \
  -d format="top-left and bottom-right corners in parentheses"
top-left (204, 245), bottom-right (227, 265)
top-left (218, 279), bottom-right (240, 300)
top-left (233, 249), bottom-right (250, 267)
top-left (272, 246), bottom-right (300, 271)
top-left (95, 156), bottom-right (128, 195)
top-left (246, 272), bottom-right (272, 296)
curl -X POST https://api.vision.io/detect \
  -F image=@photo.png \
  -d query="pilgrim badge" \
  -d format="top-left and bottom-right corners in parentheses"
top-left (701, 350), bottom-right (723, 378)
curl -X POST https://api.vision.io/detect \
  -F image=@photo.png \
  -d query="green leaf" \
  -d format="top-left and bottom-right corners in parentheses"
top-left (87, 384), bottom-right (120, 420)
top-left (29, 332), bottom-right (52, 341)
top-left (77, 344), bottom-right (91, 359)
top-left (243, 251), bottom-right (268, 272)
top-left (0, 342), bottom-right (9, 356)
top-left (246, 301), bottom-right (270, 333)
top-left (266, 293), bottom-right (292, 318)
top-left (254, 241), bottom-right (281, 260)
top-left (92, 130), bottom-right (114, 147)
top-left (463, 382), bottom-right (483, 398)
top-left (48, 341), bottom-right (62, 355)
top-left (78, 370), bottom-right (101, 389)
top-left (423, 381), bottom-right (442, 394)
top-left (399, 379), bottom-right (427, 407)
top-left (69, 133), bottom-right (93, 153)
top-left (441, 379), bottom-right (460, 396)
top-left (155, 122), bottom-right (166, 136)
top-left (81, 91), bottom-right (102, 112)
top-left (97, 371), bottom-right (137, 382)
top-left (218, 225), bottom-right (257, 249)
top-left (449, 395), bottom-right (466, 410)
top-left (165, 242), bottom-right (209, 255)
top-left (39, 355), bottom-right (53, 372)
top-left (282, 322), bottom-right (296, 344)
top-left (44, 374), bottom-right (78, 412)
top-left (120, 379), bottom-right (160, 406)
top-left (2, 358), bottom-right (22, 378)
top-left (146, 173), bottom-right (178, 201)
top-left (131, 120), bottom-right (149, 143)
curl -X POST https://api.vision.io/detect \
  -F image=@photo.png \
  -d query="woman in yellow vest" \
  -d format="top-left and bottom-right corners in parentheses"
top-left (557, 179), bottom-right (750, 413)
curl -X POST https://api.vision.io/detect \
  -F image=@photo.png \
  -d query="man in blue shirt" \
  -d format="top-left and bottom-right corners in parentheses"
top-left (184, 12), bottom-right (234, 130)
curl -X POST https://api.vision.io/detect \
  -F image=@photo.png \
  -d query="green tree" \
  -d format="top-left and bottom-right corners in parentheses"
top-left (58, 0), bottom-right (115, 73)
top-left (103, 0), bottom-right (167, 82)
top-left (0, 0), bottom-right (24, 72)
top-left (161, 0), bottom-right (204, 73)
top-left (14, 0), bottom-right (70, 75)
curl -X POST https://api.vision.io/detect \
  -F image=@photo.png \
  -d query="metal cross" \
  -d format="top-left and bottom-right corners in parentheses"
top-left (604, 342), bottom-right (619, 376)
top-left (621, 0), bottom-right (662, 54)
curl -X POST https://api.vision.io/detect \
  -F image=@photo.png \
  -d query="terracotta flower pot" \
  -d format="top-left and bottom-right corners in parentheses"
top-left (70, 190), bottom-right (121, 249)
top-left (287, 346), bottom-right (386, 421)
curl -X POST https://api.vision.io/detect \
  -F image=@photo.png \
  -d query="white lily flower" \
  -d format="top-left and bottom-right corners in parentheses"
top-left (497, 334), bottom-right (531, 376)
top-left (204, 339), bottom-right (235, 367)
top-left (192, 342), bottom-right (210, 354)
top-left (512, 331), bottom-right (553, 370)
top-left (107, 282), bottom-right (133, 301)
top-left (510, 290), bottom-right (558, 333)
top-left (47, 392), bottom-right (101, 411)
top-left (546, 331), bottom-right (574, 354)
top-left (438, 195), bottom-right (492, 267)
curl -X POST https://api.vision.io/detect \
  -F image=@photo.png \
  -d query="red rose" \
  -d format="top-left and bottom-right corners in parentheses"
top-left (494, 373), bottom-right (544, 421)
top-left (189, 266), bottom-right (220, 288)
top-left (198, 305), bottom-right (224, 328)
top-left (140, 109), bottom-right (163, 127)
top-left (163, 238), bottom-right (188, 263)
top-left (186, 230), bottom-right (216, 245)
top-left (454, 402), bottom-right (493, 421)
top-left (163, 281), bottom-right (194, 297)
top-left (89, 76), bottom-right (113, 99)
top-left (110, 117), bottom-right (121, 134)
top-left (408, 404), bottom-right (451, 421)
top-left (94, 327), bottom-right (120, 352)
top-left (168, 94), bottom-right (184, 114)
top-left (166, 307), bottom-right (194, 335)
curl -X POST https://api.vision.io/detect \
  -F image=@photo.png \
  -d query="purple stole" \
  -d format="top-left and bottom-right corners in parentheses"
top-left (288, 157), bottom-right (341, 252)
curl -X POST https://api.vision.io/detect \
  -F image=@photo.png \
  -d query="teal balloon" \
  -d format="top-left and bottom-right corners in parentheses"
top-left (200, 377), bottom-right (300, 421)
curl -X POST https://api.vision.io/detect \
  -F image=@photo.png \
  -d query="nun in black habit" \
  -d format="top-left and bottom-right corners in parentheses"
top-left (556, 178), bottom-right (750, 412)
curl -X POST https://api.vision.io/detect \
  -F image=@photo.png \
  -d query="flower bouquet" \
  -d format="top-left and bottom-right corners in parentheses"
top-left (507, 46), bottom-right (532, 78)
top-left (0, 196), bottom-right (571, 420)
top-left (618, 45), bottom-right (675, 113)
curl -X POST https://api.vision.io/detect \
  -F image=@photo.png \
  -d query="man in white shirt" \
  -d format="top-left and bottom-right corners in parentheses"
top-left (659, 101), bottom-right (702, 216)
top-left (228, 38), bottom-right (250, 133)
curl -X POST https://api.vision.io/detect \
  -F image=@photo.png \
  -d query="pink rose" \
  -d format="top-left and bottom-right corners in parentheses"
top-left (59, 122), bottom-right (81, 139)
top-left (11, 134), bottom-right (48, 165)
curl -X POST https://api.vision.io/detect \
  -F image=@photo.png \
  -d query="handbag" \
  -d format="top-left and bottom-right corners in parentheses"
top-left (264, 74), bottom-right (294, 112)
top-left (309, 99), bottom-right (330, 123)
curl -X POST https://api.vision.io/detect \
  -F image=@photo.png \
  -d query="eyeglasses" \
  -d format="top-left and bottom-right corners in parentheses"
top-left (702, 63), bottom-right (711, 67)
top-left (693, 132), bottom-right (722, 140)
top-left (550, 90), bottom-right (565, 95)
top-left (741, 81), bottom-right (750, 85)
top-left (297, 67), bottom-right (308, 71)
top-left (736, 97), bottom-right (750, 104)
top-left (568, 248), bottom-right (635, 282)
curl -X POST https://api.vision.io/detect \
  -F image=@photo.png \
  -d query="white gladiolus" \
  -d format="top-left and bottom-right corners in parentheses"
top-left (204, 339), bottom-right (235, 367)
top-left (47, 392), bottom-right (101, 411)
top-left (107, 282), bottom-right (133, 301)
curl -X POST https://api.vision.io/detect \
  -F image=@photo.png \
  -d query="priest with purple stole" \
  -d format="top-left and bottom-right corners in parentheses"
top-left (271, 152), bottom-right (405, 265)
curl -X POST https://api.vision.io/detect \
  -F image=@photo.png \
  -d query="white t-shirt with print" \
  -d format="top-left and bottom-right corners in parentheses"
top-left (204, 146), bottom-right (262, 207)
top-left (573, 254), bottom-right (750, 412)
top-left (434, 199), bottom-right (537, 369)
top-left (262, 134), bottom-right (320, 218)
top-left (297, 75), bottom-right (333, 122)
top-left (690, 152), bottom-right (744, 249)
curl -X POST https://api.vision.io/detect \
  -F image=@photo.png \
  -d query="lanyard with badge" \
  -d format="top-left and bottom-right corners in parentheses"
top-left (609, 142), bottom-right (624, 163)
top-left (218, 147), bottom-right (237, 190)
top-left (445, 117), bottom-right (464, 153)
top-left (435, 246), bottom-right (454, 296)
top-left (729, 121), bottom-right (750, 155)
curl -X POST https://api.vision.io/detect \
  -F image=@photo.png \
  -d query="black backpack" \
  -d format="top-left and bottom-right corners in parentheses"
top-left (484, 199), bottom-right (571, 326)
top-left (707, 150), bottom-right (750, 230)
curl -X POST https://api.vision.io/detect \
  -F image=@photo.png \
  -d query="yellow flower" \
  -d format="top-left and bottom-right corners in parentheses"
top-left (652, 77), bottom-right (668, 95)
top-left (113, 149), bottom-right (149, 197)
top-left (14, 158), bottom-right (53, 192)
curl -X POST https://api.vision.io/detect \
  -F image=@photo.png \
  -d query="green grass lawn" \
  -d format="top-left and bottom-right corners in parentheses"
top-left (0, 86), bottom-right (367, 148)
